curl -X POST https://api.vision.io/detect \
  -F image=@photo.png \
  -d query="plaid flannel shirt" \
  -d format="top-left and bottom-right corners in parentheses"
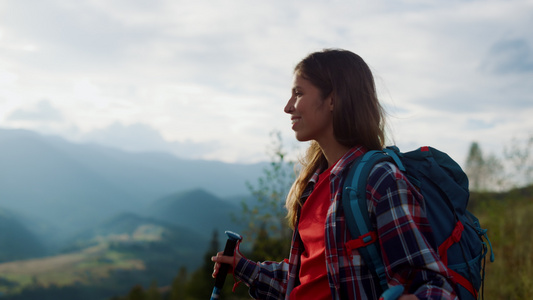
top-left (234, 146), bottom-right (457, 300)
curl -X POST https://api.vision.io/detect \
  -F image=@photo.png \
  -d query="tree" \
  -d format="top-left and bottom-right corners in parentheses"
top-left (465, 141), bottom-right (504, 191)
top-left (504, 134), bottom-right (533, 188)
top-left (185, 230), bottom-right (225, 299)
top-left (465, 142), bottom-right (484, 191)
top-left (249, 223), bottom-right (287, 262)
top-left (236, 130), bottom-right (295, 259)
top-left (168, 267), bottom-right (188, 300)
top-left (146, 281), bottom-right (161, 300)
top-left (127, 285), bottom-right (146, 300)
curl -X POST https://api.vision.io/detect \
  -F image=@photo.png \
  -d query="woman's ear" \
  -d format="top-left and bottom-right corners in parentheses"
top-left (328, 95), bottom-right (334, 112)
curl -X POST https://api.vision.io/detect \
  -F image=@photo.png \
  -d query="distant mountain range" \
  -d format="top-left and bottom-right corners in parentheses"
top-left (0, 128), bottom-right (277, 298)
top-left (0, 128), bottom-right (265, 260)
top-left (0, 210), bottom-right (209, 299)
top-left (0, 208), bottom-right (46, 262)
top-left (144, 188), bottom-right (245, 235)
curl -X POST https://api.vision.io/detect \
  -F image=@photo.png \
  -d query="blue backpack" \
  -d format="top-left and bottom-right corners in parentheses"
top-left (342, 146), bottom-right (494, 299)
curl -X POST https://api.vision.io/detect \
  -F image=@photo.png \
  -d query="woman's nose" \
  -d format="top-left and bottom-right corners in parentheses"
top-left (284, 97), bottom-right (294, 114)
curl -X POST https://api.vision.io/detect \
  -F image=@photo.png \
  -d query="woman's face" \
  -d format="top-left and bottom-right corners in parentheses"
top-left (284, 73), bottom-right (334, 143)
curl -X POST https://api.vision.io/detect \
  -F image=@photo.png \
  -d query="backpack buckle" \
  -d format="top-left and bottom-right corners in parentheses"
top-left (345, 231), bottom-right (378, 252)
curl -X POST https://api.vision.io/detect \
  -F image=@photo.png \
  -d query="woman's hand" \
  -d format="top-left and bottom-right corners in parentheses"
top-left (211, 251), bottom-right (243, 278)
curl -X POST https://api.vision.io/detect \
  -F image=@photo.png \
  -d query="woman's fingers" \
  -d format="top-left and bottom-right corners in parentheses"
top-left (212, 253), bottom-right (234, 264)
top-left (211, 252), bottom-right (235, 278)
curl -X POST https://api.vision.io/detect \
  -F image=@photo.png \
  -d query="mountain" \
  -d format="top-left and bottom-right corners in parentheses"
top-left (0, 212), bottom-right (212, 299)
top-left (0, 128), bottom-right (265, 246)
top-left (0, 128), bottom-right (274, 299)
top-left (144, 189), bottom-right (244, 238)
top-left (0, 208), bottom-right (46, 262)
top-left (0, 130), bottom-right (141, 242)
top-left (63, 212), bottom-right (206, 251)
top-left (61, 212), bottom-right (207, 269)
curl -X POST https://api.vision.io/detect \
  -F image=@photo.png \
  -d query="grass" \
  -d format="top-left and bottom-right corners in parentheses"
top-left (471, 187), bottom-right (533, 299)
top-left (0, 244), bottom-right (144, 295)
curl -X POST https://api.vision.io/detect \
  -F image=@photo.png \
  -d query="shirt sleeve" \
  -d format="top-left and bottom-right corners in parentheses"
top-left (367, 162), bottom-right (458, 300)
top-left (234, 258), bottom-right (290, 300)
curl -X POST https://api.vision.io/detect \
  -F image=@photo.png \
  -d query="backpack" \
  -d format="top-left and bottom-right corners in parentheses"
top-left (342, 146), bottom-right (494, 299)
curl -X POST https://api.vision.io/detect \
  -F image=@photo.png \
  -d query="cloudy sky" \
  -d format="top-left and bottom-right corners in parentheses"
top-left (0, 0), bottom-right (532, 165)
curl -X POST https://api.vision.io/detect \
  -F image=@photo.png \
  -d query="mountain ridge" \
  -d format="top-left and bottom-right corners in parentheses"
top-left (0, 208), bottom-right (46, 262)
top-left (144, 188), bottom-right (244, 238)
top-left (0, 128), bottom-right (263, 249)
top-left (0, 128), bottom-right (265, 298)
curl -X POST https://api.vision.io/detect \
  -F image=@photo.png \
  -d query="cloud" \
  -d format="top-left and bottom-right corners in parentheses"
top-left (1, 0), bottom-right (532, 164)
top-left (481, 38), bottom-right (533, 74)
top-left (7, 100), bottom-right (64, 122)
top-left (466, 119), bottom-right (497, 130)
top-left (80, 122), bottom-right (219, 159)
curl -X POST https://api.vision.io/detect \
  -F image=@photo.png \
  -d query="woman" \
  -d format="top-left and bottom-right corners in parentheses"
top-left (212, 49), bottom-right (457, 300)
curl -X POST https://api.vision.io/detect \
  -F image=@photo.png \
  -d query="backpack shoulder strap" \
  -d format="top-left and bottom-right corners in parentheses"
top-left (342, 150), bottom-right (394, 292)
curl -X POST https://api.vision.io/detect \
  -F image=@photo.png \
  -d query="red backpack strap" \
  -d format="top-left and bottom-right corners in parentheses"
top-left (438, 221), bottom-right (464, 265)
top-left (448, 268), bottom-right (479, 299)
top-left (437, 221), bottom-right (479, 298)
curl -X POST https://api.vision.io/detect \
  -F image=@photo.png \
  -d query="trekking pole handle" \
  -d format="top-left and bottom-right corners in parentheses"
top-left (210, 231), bottom-right (242, 300)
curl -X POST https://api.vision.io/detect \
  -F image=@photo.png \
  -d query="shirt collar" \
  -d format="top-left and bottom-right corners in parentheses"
top-left (308, 145), bottom-right (367, 183)
top-left (330, 145), bottom-right (367, 177)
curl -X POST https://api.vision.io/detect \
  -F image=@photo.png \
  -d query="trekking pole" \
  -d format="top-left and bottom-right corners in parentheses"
top-left (210, 231), bottom-right (242, 300)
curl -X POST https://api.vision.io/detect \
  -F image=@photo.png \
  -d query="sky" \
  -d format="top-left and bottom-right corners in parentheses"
top-left (0, 0), bottom-right (532, 165)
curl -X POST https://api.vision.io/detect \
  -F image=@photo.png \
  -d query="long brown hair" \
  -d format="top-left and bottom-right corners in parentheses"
top-left (286, 49), bottom-right (386, 228)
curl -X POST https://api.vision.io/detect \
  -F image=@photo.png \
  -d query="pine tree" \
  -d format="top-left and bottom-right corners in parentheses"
top-left (465, 142), bottom-right (485, 191)
top-left (127, 284), bottom-right (146, 300)
top-left (146, 281), bottom-right (161, 300)
top-left (169, 267), bottom-right (188, 300)
top-left (249, 223), bottom-right (287, 262)
top-left (185, 230), bottom-right (222, 299)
